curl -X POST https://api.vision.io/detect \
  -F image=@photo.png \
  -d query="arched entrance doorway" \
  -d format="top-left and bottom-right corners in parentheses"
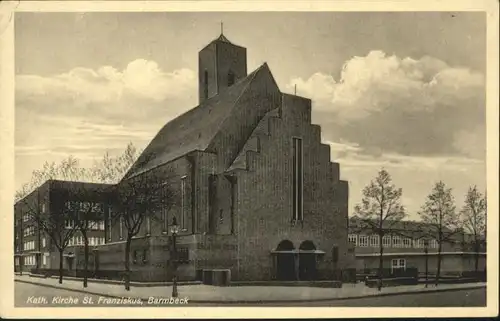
top-left (275, 240), bottom-right (296, 281)
top-left (299, 241), bottom-right (317, 281)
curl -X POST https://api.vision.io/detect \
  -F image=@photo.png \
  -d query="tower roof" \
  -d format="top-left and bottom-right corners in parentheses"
top-left (202, 32), bottom-right (245, 51)
top-left (214, 33), bottom-right (232, 44)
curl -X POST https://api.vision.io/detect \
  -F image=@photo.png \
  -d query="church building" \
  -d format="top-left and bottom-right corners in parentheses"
top-left (19, 31), bottom-right (351, 282)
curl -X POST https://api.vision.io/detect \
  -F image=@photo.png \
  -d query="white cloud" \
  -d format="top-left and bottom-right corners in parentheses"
top-left (289, 50), bottom-right (485, 157)
top-left (15, 59), bottom-right (199, 189)
top-left (289, 50), bottom-right (484, 117)
top-left (16, 59), bottom-right (197, 106)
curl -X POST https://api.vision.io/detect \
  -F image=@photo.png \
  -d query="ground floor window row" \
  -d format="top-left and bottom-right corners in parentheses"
top-left (131, 247), bottom-right (190, 265)
top-left (22, 255), bottom-right (36, 266)
top-left (16, 253), bottom-right (50, 266)
top-left (348, 234), bottom-right (439, 249)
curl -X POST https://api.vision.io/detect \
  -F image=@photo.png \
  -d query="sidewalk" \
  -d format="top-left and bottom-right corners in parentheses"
top-left (15, 275), bottom-right (486, 303)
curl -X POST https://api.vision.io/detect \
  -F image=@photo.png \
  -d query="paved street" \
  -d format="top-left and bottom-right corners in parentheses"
top-left (241, 288), bottom-right (487, 307)
top-left (15, 274), bottom-right (486, 303)
top-left (15, 281), bottom-right (486, 307)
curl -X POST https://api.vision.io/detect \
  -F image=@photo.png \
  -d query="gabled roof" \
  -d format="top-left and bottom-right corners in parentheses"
top-left (124, 64), bottom-right (270, 179)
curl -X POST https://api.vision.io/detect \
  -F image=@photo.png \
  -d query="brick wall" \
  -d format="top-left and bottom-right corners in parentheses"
top-left (225, 93), bottom-right (349, 281)
top-left (215, 41), bottom-right (247, 93)
top-left (198, 43), bottom-right (218, 103)
top-left (108, 157), bottom-right (195, 242)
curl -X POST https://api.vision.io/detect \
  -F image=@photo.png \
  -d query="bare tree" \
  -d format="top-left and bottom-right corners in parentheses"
top-left (92, 142), bottom-right (141, 184)
top-left (15, 142), bottom-right (141, 286)
top-left (15, 157), bottom-right (82, 201)
top-left (64, 183), bottom-right (110, 288)
top-left (353, 168), bottom-right (406, 291)
top-left (418, 181), bottom-right (459, 286)
top-left (110, 168), bottom-right (175, 291)
top-left (15, 157), bottom-right (85, 282)
top-left (460, 185), bottom-right (487, 272)
top-left (20, 187), bottom-right (79, 284)
top-left (15, 142), bottom-right (141, 200)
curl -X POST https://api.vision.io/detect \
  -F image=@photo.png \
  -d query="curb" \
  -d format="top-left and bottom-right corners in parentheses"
top-left (27, 274), bottom-right (202, 287)
top-left (15, 279), bottom-right (487, 304)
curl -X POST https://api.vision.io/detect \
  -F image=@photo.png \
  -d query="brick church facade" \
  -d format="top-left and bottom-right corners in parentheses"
top-left (15, 33), bottom-right (351, 282)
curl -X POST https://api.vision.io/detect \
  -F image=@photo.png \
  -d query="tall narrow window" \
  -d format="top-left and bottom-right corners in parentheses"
top-left (229, 176), bottom-right (237, 234)
top-left (119, 216), bottom-right (123, 240)
top-left (292, 137), bottom-right (303, 221)
top-left (204, 70), bottom-right (209, 99)
top-left (332, 246), bottom-right (339, 263)
top-left (107, 208), bottom-right (112, 241)
top-left (348, 234), bottom-right (358, 246)
top-left (370, 235), bottom-right (380, 247)
top-left (383, 236), bottom-right (392, 247)
top-left (162, 185), bottom-right (168, 233)
top-left (228, 71), bottom-right (235, 86)
top-left (146, 217), bottom-right (151, 235)
top-left (392, 236), bottom-right (402, 248)
top-left (359, 235), bottom-right (369, 247)
top-left (181, 175), bottom-right (187, 230)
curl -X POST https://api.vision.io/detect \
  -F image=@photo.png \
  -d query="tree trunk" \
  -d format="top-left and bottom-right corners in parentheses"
top-left (474, 243), bottom-right (479, 272)
top-left (124, 235), bottom-right (132, 291)
top-left (58, 249), bottom-right (64, 284)
top-left (83, 235), bottom-right (89, 288)
top-left (435, 243), bottom-right (442, 287)
top-left (378, 237), bottom-right (384, 291)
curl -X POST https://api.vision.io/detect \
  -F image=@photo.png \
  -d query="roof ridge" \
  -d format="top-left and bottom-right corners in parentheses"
top-left (215, 63), bottom-right (277, 169)
top-left (230, 63), bottom-right (267, 107)
top-left (201, 64), bottom-right (267, 157)
top-left (122, 65), bottom-right (269, 180)
top-left (196, 66), bottom-right (263, 157)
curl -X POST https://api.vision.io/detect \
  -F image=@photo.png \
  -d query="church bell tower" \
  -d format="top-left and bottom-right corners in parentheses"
top-left (198, 24), bottom-right (248, 104)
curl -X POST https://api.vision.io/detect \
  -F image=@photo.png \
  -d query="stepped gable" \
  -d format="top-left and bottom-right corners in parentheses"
top-left (124, 64), bottom-right (269, 179)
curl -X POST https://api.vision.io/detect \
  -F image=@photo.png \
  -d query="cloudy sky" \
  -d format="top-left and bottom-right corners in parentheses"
top-left (15, 12), bottom-right (486, 218)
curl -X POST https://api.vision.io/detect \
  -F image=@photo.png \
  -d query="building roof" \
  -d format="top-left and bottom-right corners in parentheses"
top-left (349, 216), bottom-right (439, 232)
top-left (348, 216), bottom-right (484, 242)
top-left (14, 179), bottom-right (113, 207)
top-left (124, 63), bottom-right (272, 179)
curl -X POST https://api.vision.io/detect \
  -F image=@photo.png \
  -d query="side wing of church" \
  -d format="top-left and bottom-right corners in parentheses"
top-left (42, 33), bottom-right (351, 282)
